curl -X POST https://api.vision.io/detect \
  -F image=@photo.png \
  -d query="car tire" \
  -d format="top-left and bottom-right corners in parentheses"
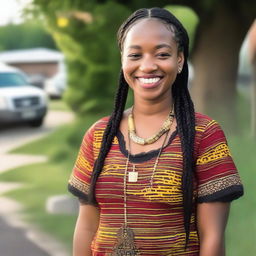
top-left (28, 117), bottom-right (44, 127)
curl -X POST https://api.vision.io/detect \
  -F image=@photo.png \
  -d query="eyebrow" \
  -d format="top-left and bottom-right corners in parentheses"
top-left (155, 44), bottom-right (172, 50)
top-left (128, 44), bottom-right (172, 50)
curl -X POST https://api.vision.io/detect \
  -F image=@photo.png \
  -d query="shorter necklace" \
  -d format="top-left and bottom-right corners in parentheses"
top-left (128, 107), bottom-right (174, 145)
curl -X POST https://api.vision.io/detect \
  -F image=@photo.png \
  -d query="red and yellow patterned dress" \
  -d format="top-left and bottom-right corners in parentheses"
top-left (68, 112), bottom-right (243, 255)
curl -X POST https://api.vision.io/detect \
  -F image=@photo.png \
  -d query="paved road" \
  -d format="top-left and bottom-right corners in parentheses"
top-left (0, 217), bottom-right (49, 256)
top-left (0, 110), bottom-right (74, 256)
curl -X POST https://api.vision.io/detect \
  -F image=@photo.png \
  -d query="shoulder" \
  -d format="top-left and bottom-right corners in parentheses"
top-left (86, 116), bottom-right (110, 135)
top-left (194, 112), bottom-right (227, 151)
top-left (195, 112), bottom-right (217, 128)
top-left (195, 112), bottom-right (223, 134)
top-left (80, 116), bottom-right (110, 147)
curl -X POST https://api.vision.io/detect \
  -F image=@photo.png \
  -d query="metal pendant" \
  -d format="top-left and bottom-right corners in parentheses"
top-left (128, 171), bottom-right (138, 182)
top-left (112, 225), bottom-right (140, 256)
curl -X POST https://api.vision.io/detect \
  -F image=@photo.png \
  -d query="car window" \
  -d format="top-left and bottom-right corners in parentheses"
top-left (0, 72), bottom-right (28, 87)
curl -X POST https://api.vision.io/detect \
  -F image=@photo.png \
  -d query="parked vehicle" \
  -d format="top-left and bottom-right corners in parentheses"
top-left (44, 61), bottom-right (67, 98)
top-left (0, 63), bottom-right (48, 127)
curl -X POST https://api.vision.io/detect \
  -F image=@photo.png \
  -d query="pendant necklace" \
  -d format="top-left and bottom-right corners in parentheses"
top-left (112, 127), bottom-right (171, 255)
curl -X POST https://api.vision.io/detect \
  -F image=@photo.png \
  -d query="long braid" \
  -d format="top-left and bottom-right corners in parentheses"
top-left (89, 71), bottom-right (129, 203)
top-left (173, 61), bottom-right (195, 246)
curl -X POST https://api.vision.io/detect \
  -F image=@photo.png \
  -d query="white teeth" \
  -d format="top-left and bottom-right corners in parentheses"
top-left (138, 77), bottom-right (160, 84)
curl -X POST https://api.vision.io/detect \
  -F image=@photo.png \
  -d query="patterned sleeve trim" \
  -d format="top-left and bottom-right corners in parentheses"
top-left (68, 176), bottom-right (99, 205)
top-left (68, 174), bottom-right (90, 196)
top-left (68, 183), bottom-right (89, 202)
top-left (197, 185), bottom-right (244, 203)
top-left (197, 173), bottom-right (244, 202)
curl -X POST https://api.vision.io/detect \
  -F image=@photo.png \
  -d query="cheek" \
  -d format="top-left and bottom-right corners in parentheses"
top-left (123, 70), bottom-right (134, 88)
top-left (122, 61), bottom-right (136, 81)
top-left (164, 62), bottom-right (178, 75)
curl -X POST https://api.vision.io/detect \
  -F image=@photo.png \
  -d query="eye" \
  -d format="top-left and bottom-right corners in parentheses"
top-left (157, 53), bottom-right (171, 59)
top-left (127, 53), bottom-right (141, 60)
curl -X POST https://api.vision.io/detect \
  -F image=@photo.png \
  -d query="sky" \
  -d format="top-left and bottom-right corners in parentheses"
top-left (0, 0), bottom-right (33, 26)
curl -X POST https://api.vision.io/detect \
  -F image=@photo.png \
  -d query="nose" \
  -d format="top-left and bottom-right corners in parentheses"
top-left (139, 55), bottom-right (157, 72)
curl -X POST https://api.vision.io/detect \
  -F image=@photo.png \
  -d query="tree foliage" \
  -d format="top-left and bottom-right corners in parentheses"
top-left (0, 22), bottom-right (57, 51)
top-left (31, 0), bottom-right (131, 115)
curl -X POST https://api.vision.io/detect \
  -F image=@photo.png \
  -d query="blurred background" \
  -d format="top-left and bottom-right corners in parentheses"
top-left (0, 0), bottom-right (255, 255)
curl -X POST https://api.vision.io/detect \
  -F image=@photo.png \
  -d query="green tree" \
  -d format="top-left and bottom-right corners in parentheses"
top-left (31, 0), bottom-right (130, 115)
top-left (0, 22), bottom-right (56, 51)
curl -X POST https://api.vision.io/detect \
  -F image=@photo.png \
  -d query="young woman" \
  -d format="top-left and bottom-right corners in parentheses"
top-left (68, 7), bottom-right (244, 256)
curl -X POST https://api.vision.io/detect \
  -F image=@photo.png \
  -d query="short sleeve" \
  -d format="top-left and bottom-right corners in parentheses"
top-left (195, 119), bottom-right (244, 203)
top-left (68, 125), bottom-right (95, 203)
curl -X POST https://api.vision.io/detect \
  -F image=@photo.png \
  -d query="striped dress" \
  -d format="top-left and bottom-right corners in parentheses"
top-left (68, 112), bottom-right (243, 255)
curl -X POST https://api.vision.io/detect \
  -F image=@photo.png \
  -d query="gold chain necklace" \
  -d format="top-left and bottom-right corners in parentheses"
top-left (112, 129), bottom-right (170, 255)
top-left (128, 107), bottom-right (174, 145)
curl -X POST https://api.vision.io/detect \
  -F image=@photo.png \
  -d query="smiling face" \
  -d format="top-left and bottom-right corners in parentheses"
top-left (121, 18), bottom-right (184, 103)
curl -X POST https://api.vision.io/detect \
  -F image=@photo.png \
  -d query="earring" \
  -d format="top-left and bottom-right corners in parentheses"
top-left (178, 67), bottom-right (182, 73)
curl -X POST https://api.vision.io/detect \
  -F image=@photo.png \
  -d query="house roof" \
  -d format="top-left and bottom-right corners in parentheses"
top-left (0, 48), bottom-right (64, 64)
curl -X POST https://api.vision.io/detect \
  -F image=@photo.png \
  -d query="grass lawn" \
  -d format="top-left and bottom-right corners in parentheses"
top-left (226, 135), bottom-right (256, 255)
top-left (48, 98), bottom-right (71, 111)
top-left (0, 99), bottom-right (255, 255)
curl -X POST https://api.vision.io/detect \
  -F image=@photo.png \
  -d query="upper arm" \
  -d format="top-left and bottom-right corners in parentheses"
top-left (76, 203), bottom-right (100, 233)
top-left (197, 202), bottom-right (230, 239)
top-left (73, 203), bottom-right (100, 256)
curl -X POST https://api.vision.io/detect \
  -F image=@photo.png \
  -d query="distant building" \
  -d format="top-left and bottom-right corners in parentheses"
top-left (0, 48), bottom-right (64, 78)
top-left (0, 48), bottom-right (65, 88)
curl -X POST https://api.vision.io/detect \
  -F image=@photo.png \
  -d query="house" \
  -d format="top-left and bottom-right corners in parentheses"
top-left (0, 48), bottom-right (64, 87)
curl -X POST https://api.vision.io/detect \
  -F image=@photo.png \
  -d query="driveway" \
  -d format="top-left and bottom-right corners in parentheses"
top-left (0, 110), bottom-right (74, 154)
top-left (0, 110), bottom-right (74, 256)
top-left (0, 110), bottom-right (74, 173)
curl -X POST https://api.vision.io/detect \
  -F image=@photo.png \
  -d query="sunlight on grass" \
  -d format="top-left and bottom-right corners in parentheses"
top-left (49, 99), bottom-right (71, 111)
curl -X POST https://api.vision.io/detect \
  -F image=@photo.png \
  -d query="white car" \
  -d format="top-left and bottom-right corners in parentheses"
top-left (0, 63), bottom-right (48, 127)
top-left (44, 71), bottom-right (66, 98)
top-left (44, 61), bottom-right (67, 98)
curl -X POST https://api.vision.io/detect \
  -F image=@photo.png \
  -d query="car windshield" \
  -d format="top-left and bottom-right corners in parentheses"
top-left (0, 72), bottom-right (28, 87)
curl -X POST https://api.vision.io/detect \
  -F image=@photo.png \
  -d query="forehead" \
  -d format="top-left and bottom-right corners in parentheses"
top-left (123, 18), bottom-right (176, 50)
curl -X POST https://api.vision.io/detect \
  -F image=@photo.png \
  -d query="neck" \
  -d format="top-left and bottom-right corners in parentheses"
top-left (133, 96), bottom-right (174, 117)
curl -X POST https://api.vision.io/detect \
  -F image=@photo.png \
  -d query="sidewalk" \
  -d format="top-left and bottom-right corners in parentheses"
top-left (0, 197), bottom-right (49, 256)
top-left (0, 110), bottom-right (74, 256)
top-left (0, 216), bottom-right (49, 256)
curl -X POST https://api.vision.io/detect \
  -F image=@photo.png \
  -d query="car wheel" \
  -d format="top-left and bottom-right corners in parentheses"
top-left (28, 117), bottom-right (44, 127)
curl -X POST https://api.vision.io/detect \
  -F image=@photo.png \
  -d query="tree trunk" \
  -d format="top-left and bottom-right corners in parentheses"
top-left (190, 4), bottom-right (248, 132)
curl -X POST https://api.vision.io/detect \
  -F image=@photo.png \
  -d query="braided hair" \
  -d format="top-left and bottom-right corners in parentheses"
top-left (89, 7), bottom-right (195, 247)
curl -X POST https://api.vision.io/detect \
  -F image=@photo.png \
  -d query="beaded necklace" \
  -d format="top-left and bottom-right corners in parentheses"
top-left (128, 107), bottom-right (174, 145)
